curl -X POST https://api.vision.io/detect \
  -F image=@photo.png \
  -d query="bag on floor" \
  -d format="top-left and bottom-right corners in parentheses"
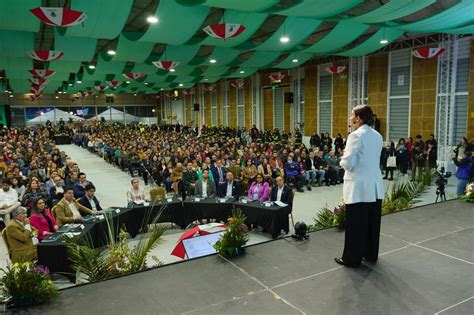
top-left (387, 156), bottom-right (397, 168)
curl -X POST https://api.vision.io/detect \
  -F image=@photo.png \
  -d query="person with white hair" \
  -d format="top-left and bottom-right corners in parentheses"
top-left (4, 206), bottom-right (38, 263)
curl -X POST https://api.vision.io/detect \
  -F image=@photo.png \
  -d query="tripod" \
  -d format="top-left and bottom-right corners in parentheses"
top-left (435, 185), bottom-right (446, 202)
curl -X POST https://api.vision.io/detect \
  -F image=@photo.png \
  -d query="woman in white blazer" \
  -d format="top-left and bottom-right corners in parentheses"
top-left (335, 105), bottom-right (385, 267)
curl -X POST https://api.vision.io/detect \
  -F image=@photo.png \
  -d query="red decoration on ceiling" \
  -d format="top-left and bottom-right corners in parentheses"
top-left (203, 85), bottom-right (215, 92)
top-left (27, 50), bottom-right (63, 62)
top-left (325, 65), bottom-right (348, 74)
top-left (28, 69), bottom-right (56, 78)
top-left (182, 89), bottom-right (194, 96)
top-left (152, 61), bottom-right (179, 71)
top-left (122, 72), bottom-right (147, 80)
top-left (230, 81), bottom-right (244, 89)
top-left (203, 23), bottom-right (246, 40)
top-left (268, 73), bottom-right (285, 84)
top-left (94, 85), bottom-right (109, 92)
top-left (30, 7), bottom-right (87, 27)
top-left (28, 78), bottom-right (48, 86)
top-left (30, 85), bottom-right (46, 93)
top-left (106, 81), bottom-right (121, 87)
top-left (412, 47), bottom-right (445, 59)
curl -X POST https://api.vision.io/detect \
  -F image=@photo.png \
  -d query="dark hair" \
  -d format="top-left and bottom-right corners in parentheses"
top-left (352, 105), bottom-right (375, 125)
top-left (65, 186), bottom-right (74, 193)
top-left (79, 172), bottom-right (86, 177)
top-left (85, 184), bottom-right (95, 191)
top-left (1, 178), bottom-right (11, 185)
top-left (32, 197), bottom-right (47, 214)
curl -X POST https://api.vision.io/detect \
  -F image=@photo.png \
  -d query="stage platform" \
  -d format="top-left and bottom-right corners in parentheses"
top-left (30, 200), bottom-right (473, 315)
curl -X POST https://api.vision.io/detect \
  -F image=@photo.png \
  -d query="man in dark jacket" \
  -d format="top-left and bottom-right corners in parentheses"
top-left (78, 184), bottom-right (102, 211)
top-left (270, 177), bottom-right (293, 212)
top-left (218, 172), bottom-right (242, 199)
top-left (284, 156), bottom-right (304, 192)
top-left (182, 162), bottom-right (199, 196)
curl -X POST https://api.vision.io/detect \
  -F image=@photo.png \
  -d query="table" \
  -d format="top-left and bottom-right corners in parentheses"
top-left (183, 197), bottom-right (234, 227)
top-left (234, 201), bottom-right (290, 239)
top-left (54, 134), bottom-right (70, 145)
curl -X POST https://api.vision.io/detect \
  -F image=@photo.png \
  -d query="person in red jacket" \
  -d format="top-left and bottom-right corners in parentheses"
top-left (30, 197), bottom-right (57, 240)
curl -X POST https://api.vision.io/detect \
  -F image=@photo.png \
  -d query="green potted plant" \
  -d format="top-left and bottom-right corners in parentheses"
top-left (460, 183), bottom-right (474, 203)
top-left (0, 262), bottom-right (58, 308)
top-left (214, 209), bottom-right (249, 257)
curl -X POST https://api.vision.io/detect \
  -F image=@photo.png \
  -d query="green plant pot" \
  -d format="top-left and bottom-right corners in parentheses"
top-left (222, 247), bottom-right (246, 258)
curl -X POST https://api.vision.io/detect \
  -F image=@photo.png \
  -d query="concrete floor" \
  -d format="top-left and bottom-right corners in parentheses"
top-left (29, 200), bottom-right (474, 315)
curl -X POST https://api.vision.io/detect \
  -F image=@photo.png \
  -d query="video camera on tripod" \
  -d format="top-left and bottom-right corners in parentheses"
top-left (435, 167), bottom-right (452, 202)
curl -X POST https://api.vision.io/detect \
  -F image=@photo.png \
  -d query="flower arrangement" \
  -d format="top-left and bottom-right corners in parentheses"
top-left (0, 262), bottom-right (58, 307)
top-left (461, 183), bottom-right (474, 202)
top-left (333, 202), bottom-right (346, 229)
top-left (214, 209), bottom-right (249, 257)
top-left (313, 201), bottom-right (346, 230)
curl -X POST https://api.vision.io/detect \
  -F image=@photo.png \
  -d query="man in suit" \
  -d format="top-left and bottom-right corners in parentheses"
top-left (4, 207), bottom-right (38, 263)
top-left (182, 162), bottom-right (198, 196)
top-left (78, 184), bottom-right (102, 211)
top-left (54, 187), bottom-right (96, 227)
top-left (218, 172), bottom-right (242, 199)
top-left (194, 169), bottom-right (216, 198)
top-left (270, 176), bottom-right (293, 211)
top-left (211, 160), bottom-right (226, 187)
top-left (73, 172), bottom-right (93, 199)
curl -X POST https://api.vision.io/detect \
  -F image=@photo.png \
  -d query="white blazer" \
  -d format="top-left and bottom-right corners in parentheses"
top-left (340, 124), bottom-right (385, 204)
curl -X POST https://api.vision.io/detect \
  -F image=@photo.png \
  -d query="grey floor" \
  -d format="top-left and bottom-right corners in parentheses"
top-left (27, 200), bottom-right (473, 315)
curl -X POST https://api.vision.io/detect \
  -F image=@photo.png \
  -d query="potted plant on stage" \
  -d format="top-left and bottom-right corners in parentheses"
top-left (0, 262), bottom-right (58, 309)
top-left (214, 209), bottom-right (249, 258)
top-left (333, 202), bottom-right (346, 230)
top-left (461, 183), bottom-right (474, 203)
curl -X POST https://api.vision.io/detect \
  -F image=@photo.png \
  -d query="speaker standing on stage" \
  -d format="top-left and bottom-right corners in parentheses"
top-left (335, 105), bottom-right (385, 267)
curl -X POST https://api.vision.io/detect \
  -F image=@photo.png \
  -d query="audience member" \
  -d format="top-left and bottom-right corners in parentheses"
top-left (218, 172), bottom-right (242, 199)
top-left (73, 172), bottom-right (93, 198)
top-left (284, 156), bottom-right (304, 192)
top-left (0, 179), bottom-right (20, 224)
top-left (126, 178), bottom-right (146, 207)
top-left (78, 184), bottom-right (102, 211)
top-left (30, 197), bottom-right (57, 240)
top-left (270, 177), bottom-right (292, 210)
top-left (55, 187), bottom-right (95, 227)
top-left (247, 174), bottom-right (270, 202)
top-left (4, 207), bottom-right (38, 263)
top-left (194, 169), bottom-right (216, 198)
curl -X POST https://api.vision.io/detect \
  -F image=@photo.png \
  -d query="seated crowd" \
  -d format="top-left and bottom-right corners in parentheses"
top-left (0, 126), bottom-right (101, 262)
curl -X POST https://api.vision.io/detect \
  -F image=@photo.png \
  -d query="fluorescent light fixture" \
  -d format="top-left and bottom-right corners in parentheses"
top-left (147, 16), bottom-right (158, 24)
top-left (179, 83), bottom-right (183, 87)
top-left (126, 81), bottom-right (130, 84)
top-left (292, 59), bottom-right (299, 63)
top-left (209, 59), bottom-right (217, 64)
top-left (68, 83), bottom-right (73, 86)
top-left (88, 65), bottom-right (96, 69)
top-left (239, 70), bottom-right (245, 74)
top-left (107, 50), bottom-right (116, 56)
top-left (169, 68), bottom-right (176, 72)
top-left (76, 80), bottom-right (82, 84)
top-left (380, 39), bottom-right (388, 44)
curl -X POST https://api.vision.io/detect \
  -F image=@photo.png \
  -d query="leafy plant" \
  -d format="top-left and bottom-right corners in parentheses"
top-left (314, 207), bottom-right (335, 229)
top-left (0, 262), bottom-right (58, 307)
top-left (65, 206), bottom-right (166, 283)
top-left (333, 203), bottom-right (346, 229)
top-left (460, 183), bottom-right (474, 202)
top-left (214, 208), bottom-right (249, 256)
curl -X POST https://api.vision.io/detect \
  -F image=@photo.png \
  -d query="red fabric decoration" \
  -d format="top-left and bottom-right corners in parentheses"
top-left (28, 78), bottom-right (48, 86)
top-left (28, 69), bottom-right (56, 78)
top-left (203, 23), bottom-right (246, 40)
top-left (122, 72), bottom-right (147, 80)
top-left (30, 7), bottom-right (86, 27)
top-left (268, 73), bottom-right (285, 83)
top-left (27, 50), bottom-right (63, 62)
top-left (412, 47), bottom-right (445, 59)
top-left (152, 61), bottom-right (179, 71)
top-left (325, 65), bottom-right (348, 74)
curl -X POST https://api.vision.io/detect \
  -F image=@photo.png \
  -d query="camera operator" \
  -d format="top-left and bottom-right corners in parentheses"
top-left (452, 150), bottom-right (473, 197)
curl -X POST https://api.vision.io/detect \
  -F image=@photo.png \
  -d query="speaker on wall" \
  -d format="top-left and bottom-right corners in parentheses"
top-left (284, 92), bottom-right (294, 103)
top-left (193, 103), bottom-right (200, 111)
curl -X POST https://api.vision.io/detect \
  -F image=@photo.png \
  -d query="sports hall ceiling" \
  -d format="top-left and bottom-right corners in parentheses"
top-left (0, 0), bottom-right (473, 95)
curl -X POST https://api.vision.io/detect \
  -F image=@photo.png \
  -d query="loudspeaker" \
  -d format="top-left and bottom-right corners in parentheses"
top-left (106, 96), bottom-right (114, 104)
top-left (284, 92), bottom-right (294, 103)
top-left (193, 103), bottom-right (200, 111)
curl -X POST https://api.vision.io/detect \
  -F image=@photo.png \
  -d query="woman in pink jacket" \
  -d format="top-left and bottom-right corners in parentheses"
top-left (247, 174), bottom-right (270, 203)
top-left (30, 197), bottom-right (58, 240)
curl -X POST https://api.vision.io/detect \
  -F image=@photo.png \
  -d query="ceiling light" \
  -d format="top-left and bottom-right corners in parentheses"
top-left (380, 39), bottom-right (388, 44)
top-left (179, 83), bottom-right (183, 87)
top-left (147, 16), bottom-right (158, 24)
top-left (69, 111), bottom-right (73, 115)
top-left (9, 94), bottom-right (13, 98)
top-left (58, 91), bottom-right (62, 94)
top-left (40, 112), bottom-right (44, 116)
top-left (152, 109), bottom-right (156, 112)
top-left (134, 93), bottom-right (137, 96)
top-left (76, 80), bottom-right (82, 84)
top-left (126, 81), bottom-right (130, 84)
top-left (7, 91), bottom-right (12, 94)
top-left (107, 50), bottom-right (116, 56)
top-left (169, 68), bottom-right (175, 72)
top-left (55, 96), bottom-right (59, 99)
top-left (209, 59), bottom-right (217, 64)
top-left (69, 83), bottom-right (73, 86)
top-left (280, 36), bottom-right (290, 43)
top-left (292, 59), bottom-right (299, 63)
top-left (239, 70), bottom-right (245, 74)
top-left (88, 65), bottom-right (96, 69)
top-left (204, 78), bottom-right (208, 81)
top-left (160, 88), bottom-right (164, 91)
top-left (144, 82), bottom-right (149, 85)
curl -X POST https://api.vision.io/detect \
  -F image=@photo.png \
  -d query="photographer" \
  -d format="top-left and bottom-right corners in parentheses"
top-left (452, 150), bottom-right (473, 197)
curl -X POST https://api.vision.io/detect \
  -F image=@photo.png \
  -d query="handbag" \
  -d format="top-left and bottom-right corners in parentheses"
top-left (387, 156), bottom-right (397, 168)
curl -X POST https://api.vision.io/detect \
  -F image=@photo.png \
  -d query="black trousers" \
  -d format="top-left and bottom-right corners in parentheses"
top-left (342, 199), bottom-right (382, 267)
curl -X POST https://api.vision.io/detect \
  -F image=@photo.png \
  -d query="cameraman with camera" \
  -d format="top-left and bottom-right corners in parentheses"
top-left (452, 149), bottom-right (473, 197)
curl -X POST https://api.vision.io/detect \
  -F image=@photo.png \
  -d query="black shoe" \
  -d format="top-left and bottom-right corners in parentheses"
top-left (334, 258), bottom-right (345, 266)
top-left (307, 186), bottom-right (312, 191)
top-left (383, 177), bottom-right (387, 180)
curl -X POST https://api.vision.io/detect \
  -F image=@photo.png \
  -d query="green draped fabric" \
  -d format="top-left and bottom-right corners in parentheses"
top-left (201, 66), bottom-right (231, 77)
top-left (94, 53), bottom-right (127, 74)
top-left (274, 52), bottom-right (312, 69)
top-left (55, 29), bottom-right (96, 62)
top-left (198, 0), bottom-right (279, 12)
top-left (62, 0), bottom-right (133, 39)
top-left (270, 0), bottom-right (362, 18)
top-left (111, 33), bottom-right (155, 63)
top-left (443, 24), bottom-right (474, 35)
top-left (304, 21), bottom-right (369, 54)
top-left (160, 45), bottom-right (201, 64)
top-left (239, 51), bottom-right (281, 68)
top-left (0, 57), bottom-right (33, 71)
top-left (196, 47), bottom-right (241, 66)
top-left (0, 31), bottom-right (34, 57)
top-left (338, 28), bottom-right (404, 57)
top-left (139, 1), bottom-right (210, 45)
top-left (226, 68), bottom-right (258, 78)
top-left (0, 0), bottom-right (40, 32)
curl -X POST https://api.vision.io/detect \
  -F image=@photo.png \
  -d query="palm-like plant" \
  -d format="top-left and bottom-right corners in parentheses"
top-left (314, 207), bottom-right (335, 229)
